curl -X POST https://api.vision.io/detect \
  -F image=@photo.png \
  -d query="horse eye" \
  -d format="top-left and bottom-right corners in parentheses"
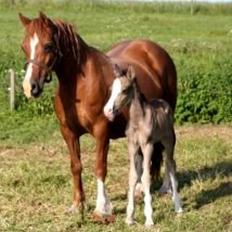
top-left (44, 43), bottom-right (54, 53)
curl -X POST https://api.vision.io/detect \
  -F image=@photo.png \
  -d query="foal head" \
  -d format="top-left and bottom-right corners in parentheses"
top-left (19, 12), bottom-right (60, 98)
top-left (104, 65), bottom-right (136, 121)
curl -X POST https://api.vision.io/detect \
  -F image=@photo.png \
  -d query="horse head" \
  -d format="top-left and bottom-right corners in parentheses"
top-left (19, 12), bottom-right (61, 98)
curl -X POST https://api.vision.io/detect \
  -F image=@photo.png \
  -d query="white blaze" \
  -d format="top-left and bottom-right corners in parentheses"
top-left (103, 78), bottom-right (122, 117)
top-left (23, 33), bottom-right (39, 98)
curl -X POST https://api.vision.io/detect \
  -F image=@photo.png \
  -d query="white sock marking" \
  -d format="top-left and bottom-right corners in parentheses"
top-left (170, 172), bottom-right (183, 213)
top-left (95, 179), bottom-right (112, 215)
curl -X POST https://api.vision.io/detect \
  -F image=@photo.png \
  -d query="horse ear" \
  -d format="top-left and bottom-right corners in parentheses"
top-left (113, 64), bottom-right (121, 78)
top-left (127, 65), bottom-right (136, 81)
top-left (39, 11), bottom-right (48, 21)
top-left (39, 11), bottom-right (57, 31)
top-left (19, 13), bottom-right (31, 27)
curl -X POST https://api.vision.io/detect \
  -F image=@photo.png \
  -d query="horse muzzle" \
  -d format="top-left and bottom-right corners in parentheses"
top-left (22, 78), bottom-right (44, 98)
top-left (103, 107), bottom-right (117, 122)
top-left (30, 79), bottom-right (43, 98)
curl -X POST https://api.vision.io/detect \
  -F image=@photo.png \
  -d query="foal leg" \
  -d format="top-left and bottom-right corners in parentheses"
top-left (134, 150), bottom-right (144, 199)
top-left (159, 162), bottom-right (172, 194)
top-left (141, 143), bottom-right (154, 226)
top-left (126, 142), bottom-right (139, 225)
top-left (61, 126), bottom-right (84, 215)
top-left (93, 126), bottom-right (113, 218)
top-left (163, 139), bottom-right (183, 213)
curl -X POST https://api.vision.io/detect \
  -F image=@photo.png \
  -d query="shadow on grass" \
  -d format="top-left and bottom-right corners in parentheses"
top-left (177, 161), bottom-right (232, 189)
top-left (176, 161), bottom-right (231, 209)
top-left (111, 161), bottom-right (231, 214)
top-left (195, 182), bottom-right (232, 209)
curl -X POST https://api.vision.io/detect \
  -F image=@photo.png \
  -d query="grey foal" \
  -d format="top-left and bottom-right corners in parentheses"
top-left (104, 65), bottom-right (183, 226)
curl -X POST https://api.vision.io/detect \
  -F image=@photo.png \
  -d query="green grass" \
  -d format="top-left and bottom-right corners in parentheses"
top-left (0, 2), bottom-right (232, 231)
top-left (0, 1), bottom-right (232, 122)
top-left (0, 126), bottom-right (231, 231)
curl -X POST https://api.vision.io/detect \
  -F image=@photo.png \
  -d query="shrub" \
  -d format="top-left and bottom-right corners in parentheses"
top-left (175, 54), bottom-right (232, 124)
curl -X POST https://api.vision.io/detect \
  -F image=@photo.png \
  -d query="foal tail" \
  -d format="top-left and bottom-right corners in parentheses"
top-left (150, 143), bottom-right (163, 180)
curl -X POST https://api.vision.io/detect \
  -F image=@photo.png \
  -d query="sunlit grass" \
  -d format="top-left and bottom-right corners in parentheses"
top-left (0, 126), bottom-right (231, 231)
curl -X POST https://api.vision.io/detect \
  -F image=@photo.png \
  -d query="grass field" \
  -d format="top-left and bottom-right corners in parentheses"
top-left (0, 125), bottom-right (231, 231)
top-left (0, 1), bottom-right (232, 231)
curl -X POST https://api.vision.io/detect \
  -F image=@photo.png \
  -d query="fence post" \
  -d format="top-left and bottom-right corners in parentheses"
top-left (9, 69), bottom-right (15, 111)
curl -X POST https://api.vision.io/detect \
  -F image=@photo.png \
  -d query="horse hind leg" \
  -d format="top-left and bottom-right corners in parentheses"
top-left (163, 139), bottom-right (183, 213)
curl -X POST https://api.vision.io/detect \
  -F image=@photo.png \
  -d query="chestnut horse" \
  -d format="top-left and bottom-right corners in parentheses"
top-left (19, 12), bottom-right (177, 221)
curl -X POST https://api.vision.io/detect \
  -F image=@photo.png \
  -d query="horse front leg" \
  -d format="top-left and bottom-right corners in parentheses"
top-left (93, 128), bottom-right (113, 220)
top-left (141, 143), bottom-right (154, 226)
top-left (60, 126), bottom-right (85, 216)
top-left (126, 141), bottom-right (139, 225)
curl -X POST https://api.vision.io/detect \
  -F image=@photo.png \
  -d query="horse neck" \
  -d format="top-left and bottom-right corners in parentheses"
top-left (128, 83), bottom-right (146, 124)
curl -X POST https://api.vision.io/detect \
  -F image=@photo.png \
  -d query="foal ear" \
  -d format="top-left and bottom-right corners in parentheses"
top-left (113, 64), bottom-right (121, 78)
top-left (19, 13), bottom-right (31, 27)
top-left (127, 65), bottom-right (136, 81)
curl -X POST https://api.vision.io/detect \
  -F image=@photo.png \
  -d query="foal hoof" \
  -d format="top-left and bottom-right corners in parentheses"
top-left (125, 218), bottom-right (136, 226)
top-left (145, 220), bottom-right (154, 227)
top-left (91, 211), bottom-right (116, 224)
top-left (175, 207), bottom-right (183, 214)
top-left (159, 186), bottom-right (172, 195)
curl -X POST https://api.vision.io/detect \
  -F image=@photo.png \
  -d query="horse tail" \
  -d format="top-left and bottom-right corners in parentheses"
top-left (150, 143), bottom-right (163, 179)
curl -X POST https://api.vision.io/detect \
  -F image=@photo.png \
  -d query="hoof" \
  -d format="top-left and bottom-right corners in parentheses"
top-left (145, 220), bottom-right (154, 227)
top-left (159, 185), bottom-right (172, 195)
top-left (125, 217), bottom-right (136, 226)
top-left (175, 207), bottom-right (183, 214)
top-left (91, 211), bottom-right (116, 224)
top-left (66, 204), bottom-right (78, 214)
top-left (66, 203), bottom-right (85, 221)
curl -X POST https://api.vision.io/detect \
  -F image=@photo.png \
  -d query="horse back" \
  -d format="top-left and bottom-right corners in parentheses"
top-left (107, 39), bottom-right (177, 110)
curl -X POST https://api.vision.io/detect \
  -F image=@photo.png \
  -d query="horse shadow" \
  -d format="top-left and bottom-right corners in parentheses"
top-left (113, 161), bottom-right (232, 215)
top-left (194, 182), bottom-right (232, 209)
top-left (169, 161), bottom-right (231, 209)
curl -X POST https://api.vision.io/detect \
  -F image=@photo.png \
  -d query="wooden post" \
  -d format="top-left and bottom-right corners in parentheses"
top-left (9, 69), bottom-right (15, 111)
